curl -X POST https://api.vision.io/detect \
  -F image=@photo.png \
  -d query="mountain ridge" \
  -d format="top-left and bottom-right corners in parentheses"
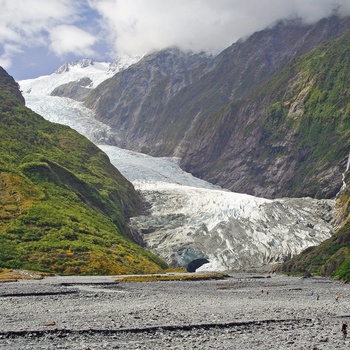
top-left (78, 16), bottom-right (350, 200)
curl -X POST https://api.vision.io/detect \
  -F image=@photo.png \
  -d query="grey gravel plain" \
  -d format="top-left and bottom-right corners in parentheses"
top-left (1, 273), bottom-right (350, 349)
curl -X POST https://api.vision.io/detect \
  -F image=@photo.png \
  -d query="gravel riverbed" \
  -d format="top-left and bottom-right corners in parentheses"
top-left (1, 273), bottom-right (350, 349)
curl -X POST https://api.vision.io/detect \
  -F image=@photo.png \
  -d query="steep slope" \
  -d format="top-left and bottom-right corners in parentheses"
top-left (0, 67), bottom-right (167, 275)
top-left (157, 16), bottom-right (350, 156)
top-left (278, 169), bottom-right (350, 280)
top-left (82, 16), bottom-right (350, 199)
top-left (84, 48), bottom-right (212, 150)
top-left (183, 26), bottom-right (350, 199)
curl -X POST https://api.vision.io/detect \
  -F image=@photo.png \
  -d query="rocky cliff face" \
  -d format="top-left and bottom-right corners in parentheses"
top-left (81, 16), bottom-right (350, 199)
top-left (84, 48), bottom-right (212, 150)
top-left (183, 26), bottom-right (350, 199)
top-left (51, 77), bottom-right (93, 101)
top-left (163, 16), bottom-right (350, 160)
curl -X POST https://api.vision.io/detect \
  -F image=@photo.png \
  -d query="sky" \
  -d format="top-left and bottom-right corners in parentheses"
top-left (1, 0), bottom-right (350, 81)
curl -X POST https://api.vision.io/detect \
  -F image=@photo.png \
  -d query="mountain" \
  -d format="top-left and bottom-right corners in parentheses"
top-left (80, 16), bottom-right (350, 199)
top-left (21, 56), bottom-right (141, 97)
top-left (182, 21), bottom-right (350, 199)
top-left (83, 48), bottom-right (213, 150)
top-left (18, 65), bottom-right (337, 272)
top-left (20, 57), bottom-right (141, 146)
top-left (16, 15), bottom-right (350, 273)
top-left (50, 57), bottom-right (143, 102)
top-left (0, 66), bottom-right (167, 275)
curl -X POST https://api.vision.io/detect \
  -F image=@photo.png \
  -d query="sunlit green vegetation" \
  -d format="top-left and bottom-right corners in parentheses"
top-left (0, 67), bottom-right (167, 275)
top-left (259, 30), bottom-right (350, 280)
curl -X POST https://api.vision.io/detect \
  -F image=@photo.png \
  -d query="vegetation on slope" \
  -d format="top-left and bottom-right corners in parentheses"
top-left (0, 67), bottom-right (167, 275)
top-left (186, 26), bottom-right (350, 199)
top-left (257, 29), bottom-right (350, 280)
top-left (278, 173), bottom-right (350, 280)
top-left (256, 29), bottom-right (350, 197)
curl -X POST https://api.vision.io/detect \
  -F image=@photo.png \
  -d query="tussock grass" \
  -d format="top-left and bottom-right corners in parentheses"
top-left (116, 273), bottom-right (227, 283)
top-left (0, 268), bottom-right (45, 282)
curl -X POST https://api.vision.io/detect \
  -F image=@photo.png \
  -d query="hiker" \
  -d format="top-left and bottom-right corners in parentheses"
top-left (342, 321), bottom-right (348, 339)
top-left (336, 294), bottom-right (339, 302)
top-left (316, 294), bottom-right (319, 301)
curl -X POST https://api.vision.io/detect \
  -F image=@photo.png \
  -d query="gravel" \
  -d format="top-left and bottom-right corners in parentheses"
top-left (1, 273), bottom-right (350, 349)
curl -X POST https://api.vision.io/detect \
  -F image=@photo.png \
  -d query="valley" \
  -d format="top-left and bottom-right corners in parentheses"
top-left (4, 13), bottom-right (350, 277)
top-left (19, 59), bottom-right (336, 272)
top-left (3, 4), bottom-right (350, 350)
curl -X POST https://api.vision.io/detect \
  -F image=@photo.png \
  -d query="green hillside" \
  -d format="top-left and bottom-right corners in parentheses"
top-left (256, 28), bottom-right (350, 197)
top-left (265, 30), bottom-right (350, 278)
top-left (0, 67), bottom-right (167, 275)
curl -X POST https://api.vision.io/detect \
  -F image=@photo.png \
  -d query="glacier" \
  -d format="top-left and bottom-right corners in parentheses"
top-left (19, 59), bottom-right (336, 272)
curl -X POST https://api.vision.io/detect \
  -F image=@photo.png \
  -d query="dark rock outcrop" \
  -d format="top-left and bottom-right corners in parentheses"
top-left (51, 77), bottom-right (93, 101)
top-left (84, 48), bottom-right (213, 150)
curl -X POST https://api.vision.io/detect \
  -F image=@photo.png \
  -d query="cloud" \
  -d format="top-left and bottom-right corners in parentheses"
top-left (91, 0), bottom-right (350, 56)
top-left (0, 0), bottom-right (93, 68)
top-left (0, 43), bottom-right (22, 69)
top-left (0, 0), bottom-right (75, 42)
top-left (49, 25), bottom-right (97, 56)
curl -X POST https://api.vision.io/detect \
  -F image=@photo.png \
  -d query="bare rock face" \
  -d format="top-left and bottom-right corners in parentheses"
top-left (180, 92), bottom-right (344, 199)
top-left (51, 77), bottom-right (93, 101)
top-left (84, 48), bottom-right (213, 151)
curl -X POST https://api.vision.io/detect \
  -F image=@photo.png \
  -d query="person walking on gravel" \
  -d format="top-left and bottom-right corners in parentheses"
top-left (341, 321), bottom-right (348, 340)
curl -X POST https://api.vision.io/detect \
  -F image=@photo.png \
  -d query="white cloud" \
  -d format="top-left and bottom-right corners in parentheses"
top-left (0, 43), bottom-right (22, 69)
top-left (0, 0), bottom-right (76, 42)
top-left (49, 25), bottom-right (97, 56)
top-left (91, 0), bottom-right (350, 56)
top-left (0, 0), bottom-right (93, 67)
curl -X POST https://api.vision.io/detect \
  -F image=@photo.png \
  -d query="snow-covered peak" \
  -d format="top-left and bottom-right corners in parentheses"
top-left (55, 58), bottom-right (96, 74)
top-left (20, 60), bottom-right (110, 96)
top-left (108, 54), bottom-right (143, 73)
top-left (19, 55), bottom-right (142, 96)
